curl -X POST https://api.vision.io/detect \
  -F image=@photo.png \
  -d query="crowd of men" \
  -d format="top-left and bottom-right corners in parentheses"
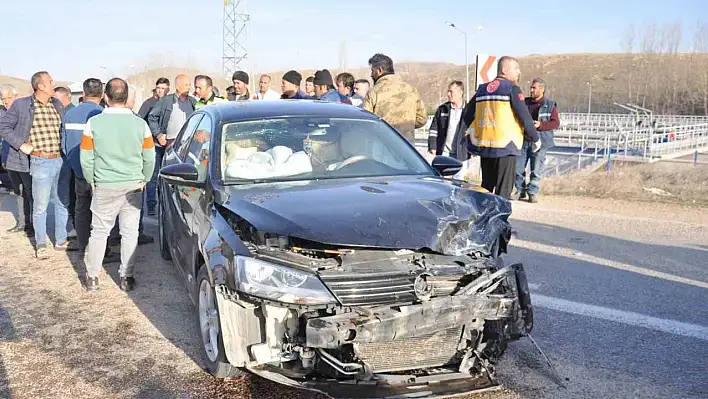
top-left (0, 52), bottom-right (559, 291)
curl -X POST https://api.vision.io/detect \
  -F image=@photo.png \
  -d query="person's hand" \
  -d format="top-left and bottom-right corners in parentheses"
top-left (157, 134), bottom-right (167, 147)
top-left (19, 143), bottom-right (34, 155)
top-left (533, 140), bottom-right (542, 153)
top-left (534, 120), bottom-right (541, 129)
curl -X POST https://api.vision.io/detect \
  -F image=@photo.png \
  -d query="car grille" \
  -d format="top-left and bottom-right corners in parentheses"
top-left (321, 273), bottom-right (417, 307)
top-left (355, 326), bottom-right (464, 373)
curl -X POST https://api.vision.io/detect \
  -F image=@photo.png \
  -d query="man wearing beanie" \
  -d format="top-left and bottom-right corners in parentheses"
top-left (231, 71), bottom-right (251, 101)
top-left (312, 69), bottom-right (352, 104)
top-left (280, 70), bottom-right (315, 100)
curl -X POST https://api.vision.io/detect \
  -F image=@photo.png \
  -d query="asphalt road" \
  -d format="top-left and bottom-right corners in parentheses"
top-left (497, 197), bottom-right (708, 399)
top-left (0, 192), bottom-right (706, 399)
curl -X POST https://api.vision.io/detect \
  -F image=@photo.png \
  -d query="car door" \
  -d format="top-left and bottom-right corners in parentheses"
top-left (161, 113), bottom-right (203, 275)
top-left (179, 114), bottom-right (215, 289)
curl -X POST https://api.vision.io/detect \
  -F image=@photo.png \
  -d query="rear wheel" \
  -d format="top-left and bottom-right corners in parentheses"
top-left (196, 265), bottom-right (243, 379)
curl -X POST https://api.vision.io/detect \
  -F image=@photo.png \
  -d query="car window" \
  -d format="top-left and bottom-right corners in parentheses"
top-left (220, 117), bottom-right (433, 182)
top-left (184, 114), bottom-right (212, 169)
top-left (174, 114), bottom-right (203, 162)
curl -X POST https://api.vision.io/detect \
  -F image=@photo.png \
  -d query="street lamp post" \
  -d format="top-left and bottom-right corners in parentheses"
top-left (586, 81), bottom-right (592, 114)
top-left (446, 21), bottom-right (469, 103)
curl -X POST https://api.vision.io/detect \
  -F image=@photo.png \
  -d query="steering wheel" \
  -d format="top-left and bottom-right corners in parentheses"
top-left (333, 155), bottom-right (371, 171)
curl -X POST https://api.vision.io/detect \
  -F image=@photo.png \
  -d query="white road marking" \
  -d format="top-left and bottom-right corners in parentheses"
top-left (532, 294), bottom-right (708, 342)
top-left (512, 239), bottom-right (708, 289)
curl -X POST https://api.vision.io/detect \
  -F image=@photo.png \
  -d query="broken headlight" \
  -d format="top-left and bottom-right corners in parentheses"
top-left (235, 256), bottom-right (338, 305)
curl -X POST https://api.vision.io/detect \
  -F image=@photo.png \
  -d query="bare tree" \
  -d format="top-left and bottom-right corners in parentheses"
top-left (621, 24), bottom-right (636, 102)
top-left (694, 21), bottom-right (708, 115)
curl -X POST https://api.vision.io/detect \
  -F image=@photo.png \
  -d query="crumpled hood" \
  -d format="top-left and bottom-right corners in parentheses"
top-left (218, 177), bottom-right (512, 256)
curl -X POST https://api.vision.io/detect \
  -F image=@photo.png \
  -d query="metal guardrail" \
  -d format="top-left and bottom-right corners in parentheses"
top-left (415, 112), bottom-right (708, 176)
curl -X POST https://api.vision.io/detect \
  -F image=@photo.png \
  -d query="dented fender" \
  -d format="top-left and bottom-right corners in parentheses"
top-left (202, 205), bottom-right (253, 289)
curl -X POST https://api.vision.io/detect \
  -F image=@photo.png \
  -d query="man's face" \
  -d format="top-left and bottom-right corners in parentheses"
top-left (54, 91), bottom-right (70, 106)
top-left (305, 80), bottom-right (314, 94)
top-left (504, 60), bottom-right (521, 83)
top-left (314, 84), bottom-right (327, 98)
top-left (233, 80), bottom-right (247, 95)
top-left (1, 92), bottom-right (17, 109)
top-left (354, 82), bottom-right (369, 98)
top-left (156, 83), bottom-right (169, 98)
top-left (336, 81), bottom-right (350, 96)
top-left (195, 78), bottom-right (212, 100)
top-left (281, 80), bottom-right (298, 96)
top-left (259, 77), bottom-right (271, 92)
top-left (39, 74), bottom-right (56, 97)
top-left (370, 66), bottom-right (384, 83)
top-left (175, 77), bottom-right (191, 96)
top-left (529, 82), bottom-right (545, 99)
top-left (447, 84), bottom-right (464, 104)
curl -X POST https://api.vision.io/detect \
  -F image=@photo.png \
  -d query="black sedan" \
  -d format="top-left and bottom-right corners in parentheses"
top-left (157, 100), bottom-right (533, 398)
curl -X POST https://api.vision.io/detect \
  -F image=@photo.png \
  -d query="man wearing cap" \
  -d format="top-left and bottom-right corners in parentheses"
top-left (313, 70), bottom-right (352, 104)
top-left (231, 71), bottom-right (251, 101)
top-left (281, 70), bottom-right (315, 100)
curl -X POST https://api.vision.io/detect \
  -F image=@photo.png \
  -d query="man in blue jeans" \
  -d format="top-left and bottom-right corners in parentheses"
top-left (0, 71), bottom-right (74, 258)
top-left (513, 78), bottom-right (560, 203)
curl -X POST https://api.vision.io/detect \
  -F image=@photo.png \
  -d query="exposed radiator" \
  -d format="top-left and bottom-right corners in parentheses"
top-left (354, 326), bottom-right (464, 373)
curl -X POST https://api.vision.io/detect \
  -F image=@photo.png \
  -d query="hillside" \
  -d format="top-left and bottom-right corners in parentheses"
top-left (3, 53), bottom-right (707, 115)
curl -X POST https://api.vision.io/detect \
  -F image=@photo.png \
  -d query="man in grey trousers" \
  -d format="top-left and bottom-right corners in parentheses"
top-left (80, 78), bottom-right (155, 291)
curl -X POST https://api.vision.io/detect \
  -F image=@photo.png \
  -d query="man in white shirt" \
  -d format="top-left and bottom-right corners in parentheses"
top-left (254, 74), bottom-right (280, 100)
top-left (428, 81), bottom-right (465, 156)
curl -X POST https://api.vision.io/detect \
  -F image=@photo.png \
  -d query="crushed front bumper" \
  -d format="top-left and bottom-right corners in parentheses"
top-left (217, 262), bottom-right (533, 399)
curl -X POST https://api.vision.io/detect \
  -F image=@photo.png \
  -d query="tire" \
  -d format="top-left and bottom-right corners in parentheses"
top-left (196, 265), bottom-right (244, 379)
top-left (158, 200), bottom-right (171, 261)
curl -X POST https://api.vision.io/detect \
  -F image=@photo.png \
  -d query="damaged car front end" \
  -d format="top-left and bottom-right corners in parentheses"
top-left (204, 197), bottom-right (533, 398)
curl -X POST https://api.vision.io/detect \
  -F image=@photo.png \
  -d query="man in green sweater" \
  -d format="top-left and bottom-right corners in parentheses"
top-left (80, 78), bottom-right (156, 291)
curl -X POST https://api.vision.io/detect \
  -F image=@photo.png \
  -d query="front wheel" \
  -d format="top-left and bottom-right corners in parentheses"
top-left (196, 265), bottom-right (244, 379)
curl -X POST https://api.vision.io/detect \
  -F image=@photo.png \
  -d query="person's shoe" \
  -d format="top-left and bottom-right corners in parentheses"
top-left (511, 188), bottom-right (526, 201)
top-left (147, 207), bottom-right (157, 217)
top-left (120, 276), bottom-right (135, 292)
top-left (85, 274), bottom-right (99, 291)
top-left (7, 224), bottom-right (26, 234)
top-left (54, 240), bottom-right (80, 252)
top-left (528, 194), bottom-right (538, 203)
top-left (36, 245), bottom-right (50, 260)
top-left (138, 233), bottom-right (154, 246)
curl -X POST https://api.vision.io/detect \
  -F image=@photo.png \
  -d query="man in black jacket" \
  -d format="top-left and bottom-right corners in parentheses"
top-left (428, 81), bottom-right (465, 157)
top-left (137, 77), bottom-right (170, 122)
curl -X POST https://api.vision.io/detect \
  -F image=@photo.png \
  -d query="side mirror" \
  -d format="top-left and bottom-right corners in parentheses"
top-left (431, 155), bottom-right (463, 176)
top-left (159, 163), bottom-right (204, 187)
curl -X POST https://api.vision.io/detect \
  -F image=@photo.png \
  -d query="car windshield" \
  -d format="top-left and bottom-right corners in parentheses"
top-left (219, 117), bottom-right (434, 182)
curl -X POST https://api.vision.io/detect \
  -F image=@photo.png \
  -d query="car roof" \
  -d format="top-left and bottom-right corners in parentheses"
top-left (199, 100), bottom-right (381, 122)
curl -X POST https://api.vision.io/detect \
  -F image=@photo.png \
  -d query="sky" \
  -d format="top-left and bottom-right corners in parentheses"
top-left (0, 0), bottom-right (706, 83)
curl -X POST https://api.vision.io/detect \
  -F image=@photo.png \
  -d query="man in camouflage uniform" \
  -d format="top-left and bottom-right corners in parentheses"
top-left (363, 53), bottom-right (427, 143)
